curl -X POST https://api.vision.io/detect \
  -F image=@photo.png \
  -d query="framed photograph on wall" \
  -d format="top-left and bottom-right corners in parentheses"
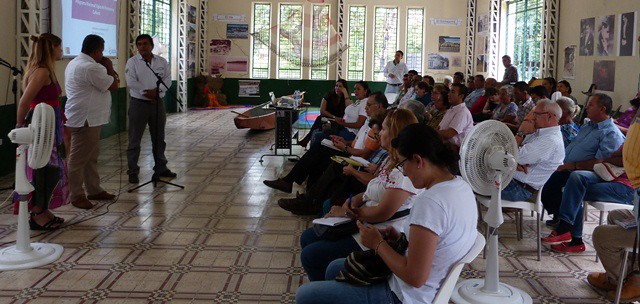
top-left (596, 15), bottom-right (615, 56)
top-left (592, 60), bottom-right (615, 91)
top-left (617, 11), bottom-right (637, 56)
top-left (563, 45), bottom-right (576, 79)
top-left (580, 17), bottom-right (595, 56)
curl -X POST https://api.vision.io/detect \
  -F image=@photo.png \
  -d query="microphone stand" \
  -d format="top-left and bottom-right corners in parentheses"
top-left (128, 59), bottom-right (184, 192)
top-left (0, 58), bottom-right (22, 192)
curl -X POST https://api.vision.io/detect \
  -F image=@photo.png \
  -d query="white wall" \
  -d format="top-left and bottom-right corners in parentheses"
top-left (557, 0), bottom-right (640, 109)
top-left (207, 0), bottom-right (468, 81)
top-left (0, 0), bottom-right (17, 105)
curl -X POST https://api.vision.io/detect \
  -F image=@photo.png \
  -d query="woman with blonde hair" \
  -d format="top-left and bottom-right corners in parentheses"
top-left (14, 33), bottom-right (68, 230)
top-left (299, 108), bottom-right (421, 281)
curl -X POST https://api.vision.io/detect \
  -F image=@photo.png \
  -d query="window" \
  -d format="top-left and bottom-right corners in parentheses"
top-left (278, 4), bottom-right (303, 79)
top-left (405, 8), bottom-right (424, 73)
top-left (504, 0), bottom-right (543, 81)
top-left (251, 3), bottom-right (271, 79)
top-left (346, 6), bottom-right (366, 81)
top-left (373, 7), bottom-right (398, 81)
top-left (311, 5), bottom-right (330, 80)
top-left (140, 0), bottom-right (171, 60)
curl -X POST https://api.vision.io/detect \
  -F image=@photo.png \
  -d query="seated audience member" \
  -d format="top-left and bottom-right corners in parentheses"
top-left (530, 85), bottom-right (549, 102)
top-left (278, 113), bottom-right (388, 215)
top-left (614, 96), bottom-right (639, 134)
top-left (485, 77), bottom-right (498, 89)
top-left (464, 75), bottom-right (486, 109)
top-left (396, 74), bottom-right (422, 106)
top-left (264, 92), bottom-right (389, 193)
top-left (299, 79), bottom-right (350, 147)
top-left (556, 97), bottom-right (580, 147)
top-left (551, 80), bottom-right (577, 103)
top-left (443, 75), bottom-right (453, 88)
top-left (453, 71), bottom-right (464, 85)
top-left (466, 76), bottom-right (476, 91)
top-left (542, 141), bottom-right (634, 253)
top-left (473, 87), bottom-right (499, 123)
top-left (425, 84), bottom-right (450, 129)
top-left (399, 99), bottom-right (427, 124)
top-left (589, 106), bottom-right (640, 301)
top-left (422, 75), bottom-right (435, 87)
top-left (413, 81), bottom-right (432, 107)
top-left (298, 109), bottom-right (420, 281)
top-left (438, 83), bottom-right (473, 149)
top-left (492, 85), bottom-right (518, 123)
top-left (394, 74), bottom-right (412, 104)
top-left (505, 82), bottom-right (535, 131)
top-left (308, 81), bottom-right (371, 149)
top-left (541, 93), bottom-right (625, 227)
top-left (542, 77), bottom-right (557, 99)
top-left (504, 100), bottom-right (565, 201)
top-left (296, 124), bottom-right (477, 304)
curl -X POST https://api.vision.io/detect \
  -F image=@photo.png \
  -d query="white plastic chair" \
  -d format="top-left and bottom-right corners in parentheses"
top-left (583, 201), bottom-right (634, 262)
top-left (611, 246), bottom-right (636, 304)
top-left (432, 231), bottom-right (486, 304)
top-left (476, 189), bottom-right (543, 261)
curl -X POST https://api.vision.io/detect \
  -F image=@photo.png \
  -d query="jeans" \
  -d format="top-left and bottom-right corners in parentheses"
top-left (557, 171), bottom-right (635, 238)
top-left (300, 227), bottom-right (363, 281)
top-left (501, 179), bottom-right (533, 202)
top-left (296, 258), bottom-right (402, 304)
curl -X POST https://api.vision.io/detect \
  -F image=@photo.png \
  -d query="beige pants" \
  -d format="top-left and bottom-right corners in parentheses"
top-left (592, 209), bottom-right (637, 284)
top-left (67, 122), bottom-right (104, 202)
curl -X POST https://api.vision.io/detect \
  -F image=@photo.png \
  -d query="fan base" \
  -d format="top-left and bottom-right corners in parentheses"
top-left (451, 279), bottom-right (533, 304)
top-left (0, 243), bottom-right (63, 271)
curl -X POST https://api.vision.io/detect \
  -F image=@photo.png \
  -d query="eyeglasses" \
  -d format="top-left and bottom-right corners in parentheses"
top-left (532, 111), bottom-right (555, 118)
top-left (395, 158), bottom-right (408, 173)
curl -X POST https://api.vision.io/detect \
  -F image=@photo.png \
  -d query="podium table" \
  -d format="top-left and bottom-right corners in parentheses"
top-left (259, 106), bottom-right (301, 163)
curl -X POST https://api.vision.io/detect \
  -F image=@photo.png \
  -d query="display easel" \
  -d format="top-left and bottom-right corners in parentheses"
top-left (259, 106), bottom-right (300, 163)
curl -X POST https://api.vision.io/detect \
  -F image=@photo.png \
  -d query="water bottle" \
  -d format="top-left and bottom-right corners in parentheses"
top-left (293, 90), bottom-right (301, 108)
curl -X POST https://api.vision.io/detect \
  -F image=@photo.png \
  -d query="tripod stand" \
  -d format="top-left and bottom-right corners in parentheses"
top-left (0, 57), bottom-right (23, 192)
top-left (128, 60), bottom-right (184, 193)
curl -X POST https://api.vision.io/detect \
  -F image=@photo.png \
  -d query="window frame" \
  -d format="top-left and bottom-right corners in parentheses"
top-left (346, 5), bottom-right (367, 81)
top-left (310, 4), bottom-right (331, 80)
top-left (250, 2), bottom-right (272, 79)
top-left (277, 3), bottom-right (304, 79)
top-left (372, 6), bottom-right (399, 82)
top-left (140, 0), bottom-right (172, 65)
top-left (405, 7), bottom-right (424, 74)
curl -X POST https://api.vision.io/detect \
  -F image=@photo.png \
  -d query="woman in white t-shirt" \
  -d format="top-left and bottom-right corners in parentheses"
top-left (299, 109), bottom-right (420, 282)
top-left (296, 123), bottom-right (478, 304)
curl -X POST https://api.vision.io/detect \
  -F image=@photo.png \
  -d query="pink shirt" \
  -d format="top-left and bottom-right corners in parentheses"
top-left (438, 103), bottom-right (474, 146)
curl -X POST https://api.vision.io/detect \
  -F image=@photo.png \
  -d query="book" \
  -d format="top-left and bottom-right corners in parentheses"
top-left (332, 156), bottom-right (365, 167)
top-left (349, 156), bottom-right (371, 167)
top-left (312, 217), bottom-right (353, 226)
top-left (321, 139), bottom-right (343, 152)
top-left (614, 218), bottom-right (638, 229)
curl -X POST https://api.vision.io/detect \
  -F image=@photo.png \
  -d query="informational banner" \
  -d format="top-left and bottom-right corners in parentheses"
top-left (214, 14), bottom-right (246, 23)
top-left (239, 80), bottom-right (260, 97)
top-left (429, 18), bottom-right (462, 27)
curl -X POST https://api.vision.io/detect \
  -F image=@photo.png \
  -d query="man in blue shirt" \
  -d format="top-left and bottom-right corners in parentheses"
top-left (540, 93), bottom-right (625, 249)
top-left (464, 75), bottom-right (485, 109)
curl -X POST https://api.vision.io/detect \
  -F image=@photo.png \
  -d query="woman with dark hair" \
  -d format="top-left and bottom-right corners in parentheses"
top-left (14, 33), bottom-right (68, 230)
top-left (298, 109), bottom-right (420, 282)
top-left (551, 80), bottom-right (577, 103)
top-left (299, 79), bottom-right (351, 147)
top-left (296, 123), bottom-right (478, 304)
top-left (542, 77), bottom-right (557, 99)
top-left (425, 84), bottom-right (450, 129)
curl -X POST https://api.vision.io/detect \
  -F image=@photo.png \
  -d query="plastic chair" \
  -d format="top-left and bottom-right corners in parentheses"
top-left (432, 231), bottom-right (486, 304)
top-left (612, 246), bottom-right (635, 304)
top-left (583, 201), bottom-right (634, 262)
top-left (476, 189), bottom-right (543, 261)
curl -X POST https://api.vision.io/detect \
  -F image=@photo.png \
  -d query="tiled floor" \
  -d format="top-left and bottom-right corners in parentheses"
top-left (0, 109), bottom-right (614, 303)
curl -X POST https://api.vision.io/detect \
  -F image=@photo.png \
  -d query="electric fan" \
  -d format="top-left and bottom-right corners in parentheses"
top-left (0, 103), bottom-right (63, 271)
top-left (450, 120), bottom-right (532, 304)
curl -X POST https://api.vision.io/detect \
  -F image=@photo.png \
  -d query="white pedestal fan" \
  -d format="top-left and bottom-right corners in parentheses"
top-left (0, 103), bottom-right (63, 271)
top-left (451, 120), bottom-right (532, 304)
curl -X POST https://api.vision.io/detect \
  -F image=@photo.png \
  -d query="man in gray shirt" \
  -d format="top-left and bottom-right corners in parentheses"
top-left (501, 55), bottom-right (518, 84)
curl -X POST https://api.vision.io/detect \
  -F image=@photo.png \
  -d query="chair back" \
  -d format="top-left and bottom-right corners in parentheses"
top-left (432, 231), bottom-right (486, 304)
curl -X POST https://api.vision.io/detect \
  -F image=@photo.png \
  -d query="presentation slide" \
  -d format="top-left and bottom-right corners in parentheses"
top-left (55, 0), bottom-right (119, 57)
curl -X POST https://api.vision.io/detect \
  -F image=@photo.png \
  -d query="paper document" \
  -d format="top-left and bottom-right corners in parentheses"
top-left (312, 217), bottom-right (353, 226)
top-left (349, 156), bottom-right (371, 167)
top-left (321, 139), bottom-right (343, 152)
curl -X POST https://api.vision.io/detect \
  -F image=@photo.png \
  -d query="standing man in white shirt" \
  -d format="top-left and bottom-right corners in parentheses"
top-left (438, 83), bottom-right (473, 149)
top-left (64, 34), bottom-right (119, 209)
top-left (503, 99), bottom-right (565, 201)
top-left (125, 34), bottom-right (176, 184)
top-left (383, 50), bottom-right (409, 94)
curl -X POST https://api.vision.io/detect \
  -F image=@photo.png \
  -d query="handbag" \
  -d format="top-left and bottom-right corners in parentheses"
top-left (335, 233), bottom-right (409, 285)
top-left (312, 209), bottom-right (410, 241)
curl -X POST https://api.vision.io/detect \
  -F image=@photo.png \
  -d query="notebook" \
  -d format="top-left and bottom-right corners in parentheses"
top-left (312, 217), bottom-right (353, 226)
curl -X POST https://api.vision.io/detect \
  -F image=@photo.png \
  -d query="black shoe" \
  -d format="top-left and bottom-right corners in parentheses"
top-left (155, 170), bottom-right (177, 179)
top-left (546, 218), bottom-right (560, 228)
top-left (263, 178), bottom-right (293, 193)
top-left (129, 174), bottom-right (139, 184)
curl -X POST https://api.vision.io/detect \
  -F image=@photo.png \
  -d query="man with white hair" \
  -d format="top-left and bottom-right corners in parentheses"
top-left (501, 99), bottom-right (565, 201)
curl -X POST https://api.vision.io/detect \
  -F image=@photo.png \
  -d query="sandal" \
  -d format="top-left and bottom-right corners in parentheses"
top-left (29, 210), bottom-right (63, 231)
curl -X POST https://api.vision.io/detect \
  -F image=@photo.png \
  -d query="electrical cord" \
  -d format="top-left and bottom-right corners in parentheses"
top-left (0, 129), bottom-right (126, 248)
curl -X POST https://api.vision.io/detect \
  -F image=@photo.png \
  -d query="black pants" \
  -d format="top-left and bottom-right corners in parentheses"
top-left (541, 170), bottom-right (573, 215)
top-left (283, 145), bottom-right (349, 190)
